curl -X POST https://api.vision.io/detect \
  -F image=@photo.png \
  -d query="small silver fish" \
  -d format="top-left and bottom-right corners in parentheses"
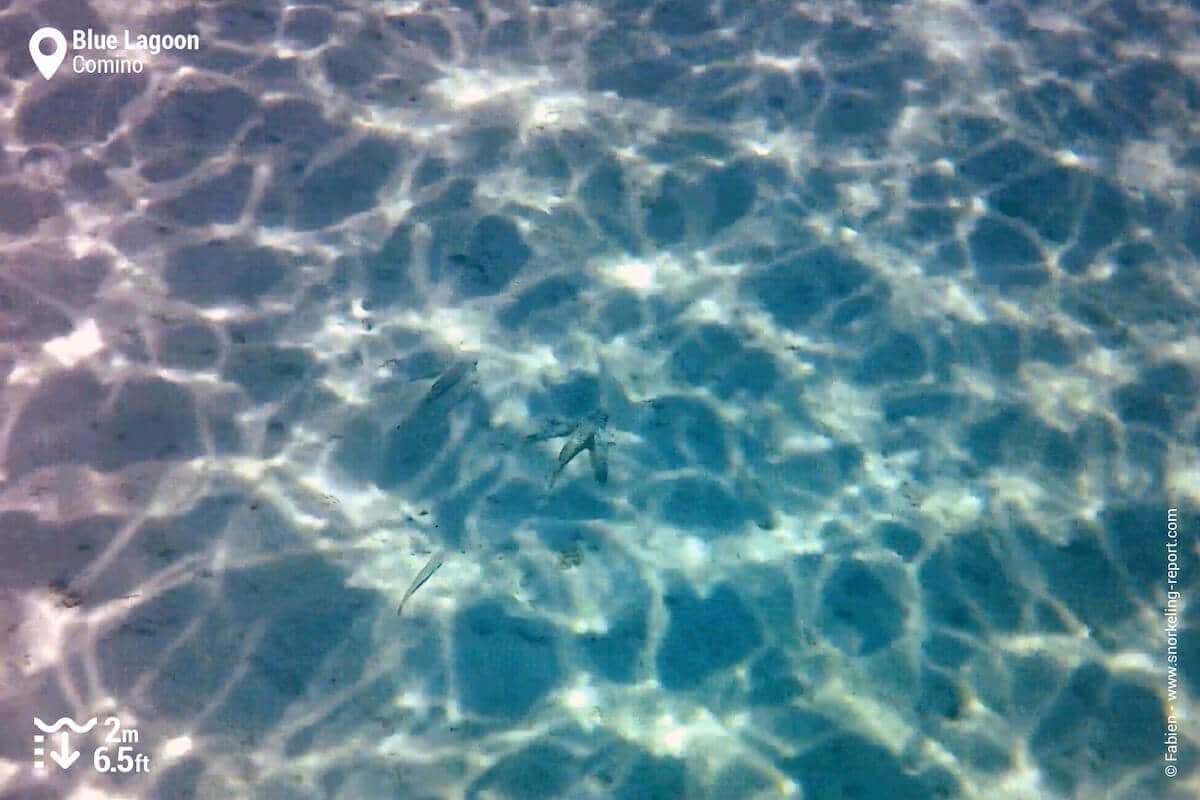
top-left (397, 548), bottom-right (445, 616)
top-left (548, 411), bottom-right (608, 489)
top-left (421, 360), bottom-right (476, 407)
top-left (525, 416), bottom-right (578, 443)
top-left (589, 434), bottom-right (609, 485)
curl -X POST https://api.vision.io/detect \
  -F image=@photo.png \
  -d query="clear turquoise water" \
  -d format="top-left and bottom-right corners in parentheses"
top-left (0, 1), bottom-right (1197, 798)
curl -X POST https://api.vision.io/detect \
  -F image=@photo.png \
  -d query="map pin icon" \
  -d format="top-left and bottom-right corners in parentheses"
top-left (29, 27), bottom-right (67, 80)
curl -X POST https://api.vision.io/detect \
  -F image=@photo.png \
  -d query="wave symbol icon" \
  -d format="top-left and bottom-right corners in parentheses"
top-left (33, 717), bottom-right (98, 734)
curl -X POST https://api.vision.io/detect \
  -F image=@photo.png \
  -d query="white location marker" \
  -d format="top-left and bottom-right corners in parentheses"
top-left (29, 27), bottom-right (67, 80)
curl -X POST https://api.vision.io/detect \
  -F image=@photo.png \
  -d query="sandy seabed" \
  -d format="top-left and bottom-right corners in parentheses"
top-left (0, 1), bottom-right (1198, 798)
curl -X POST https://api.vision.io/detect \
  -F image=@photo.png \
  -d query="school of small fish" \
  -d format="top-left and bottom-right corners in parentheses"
top-left (392, 362), bottom-right (611, 616)
top-left (546, 410), bottom-right (609, 489)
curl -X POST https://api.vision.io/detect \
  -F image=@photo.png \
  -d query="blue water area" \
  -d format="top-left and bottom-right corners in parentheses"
top-left (1, 1), bottom-right (1199, 800)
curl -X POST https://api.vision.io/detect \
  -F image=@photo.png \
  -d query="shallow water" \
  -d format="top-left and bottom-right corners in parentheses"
top-left (0, 1), bottom-right (1197, 798)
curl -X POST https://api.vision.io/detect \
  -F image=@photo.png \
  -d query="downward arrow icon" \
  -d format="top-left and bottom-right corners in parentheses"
top-left (49, 733), bottom-right (79, 769)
